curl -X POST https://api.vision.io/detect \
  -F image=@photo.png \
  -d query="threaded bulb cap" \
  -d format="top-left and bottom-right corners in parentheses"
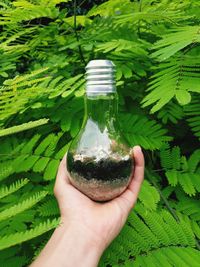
top-left (85, 59), bottom-right (116, 94)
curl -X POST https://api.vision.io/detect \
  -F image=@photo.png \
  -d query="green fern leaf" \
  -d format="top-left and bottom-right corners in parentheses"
top-left (0, 191), bottom-right (47, 222)
top-left (100, 206), bottom-right (196, 267)
top-left (32, 157), bottom-right (50, 173)
top-left (0, 161), bottom-right (14, 182)
top-left (34, 134), bottom-right (55, 155)
top-left (184, 95), bottom-right (200, 140)
top-left (142, 56), bottom-right (200, 113)
top-left (48, 74), bottom-right (84, 99)
top-left (20, 134), bottom-right (41, 154)
top-left (44, 132), bottom-right (63, 157)
top-left (160, 146), bottom-right (200, 195)
top-left (95, 39), bottom-right (147, 56)
top-left (152, 26), bottom-right (200, 61)
top-left (177, 198), bottom-right (200, 221)
top-left (0, 255), bottom-right (28, 267)
top-left (9, 132), bottom-right (65, 176)
top-left (0, 218), bottom-right (59, 250)
top-left (14, 155), bottom-right (39, 172)
top-left (38, 196), bottom-right (59, 217)
top-left (157, 100), bottom-right (184, 124)
top-left (0, 1), bottom-right (59, 25)
top-left (0, 119), bottom-right (49, 137)
top-left (0, 178), bottom-right (29, 199)
top-left (0, 68), bottom-right (51, 120)
top-left (119, 113), bottom-right (172, 150)
top-left (132, 247), bottom-right (200, 267)
top-left (191, 221), bottom-right (200, 239)
top-left (179, 173), bottom-right (196, 196)
top-left (166, 170), bottom-right (178, 186)
top-left (43, 159), bottom-right (60, 180)
top-left (138, 180), bottom-right (160, 210)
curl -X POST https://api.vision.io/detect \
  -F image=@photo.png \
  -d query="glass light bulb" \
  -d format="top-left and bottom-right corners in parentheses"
top-left (67, 60), bottom-right (134, 201)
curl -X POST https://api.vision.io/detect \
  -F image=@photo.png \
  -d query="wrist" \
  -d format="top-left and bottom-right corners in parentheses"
top-left (31, 218), bottom-right (103, 267)
top-left (60, 217), bottom-right (104, 255)
top-left (57, 219), bottom-right (103, 267)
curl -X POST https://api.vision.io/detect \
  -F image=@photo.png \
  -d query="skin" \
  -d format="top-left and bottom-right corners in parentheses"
top-left (30, 145), bottom-right (145, 267)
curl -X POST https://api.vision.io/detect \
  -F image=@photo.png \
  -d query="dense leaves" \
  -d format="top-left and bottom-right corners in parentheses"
top-left (0, 0), bottom-right (200, 266)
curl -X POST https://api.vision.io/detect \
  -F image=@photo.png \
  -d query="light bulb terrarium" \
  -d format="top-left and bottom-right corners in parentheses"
top-left (67, 59), bottom-right (134, 201)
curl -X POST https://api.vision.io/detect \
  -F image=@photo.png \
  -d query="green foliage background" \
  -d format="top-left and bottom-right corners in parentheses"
top-left (0, 0), bottom-right (200, 266)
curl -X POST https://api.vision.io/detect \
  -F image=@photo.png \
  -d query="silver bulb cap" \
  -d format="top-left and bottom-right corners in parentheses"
top-left (85, 59), bottom-right (116, 94)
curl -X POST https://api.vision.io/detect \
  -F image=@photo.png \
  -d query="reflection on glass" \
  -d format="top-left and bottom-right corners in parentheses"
top-left (67, 94), bottom-right (133, 201)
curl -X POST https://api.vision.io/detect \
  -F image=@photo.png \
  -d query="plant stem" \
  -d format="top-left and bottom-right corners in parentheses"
top-left (145, 169), bottom-right (180, 222)
top-left (73, 0), bottom-right (86, 65)
top-left (137, 0), bottom-right (142, 38)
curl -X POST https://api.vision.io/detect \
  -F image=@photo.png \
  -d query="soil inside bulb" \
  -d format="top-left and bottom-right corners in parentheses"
top-left (67, 153), bottom-right (133, 201)
top-left (68, 153), bottom-right (132, 182)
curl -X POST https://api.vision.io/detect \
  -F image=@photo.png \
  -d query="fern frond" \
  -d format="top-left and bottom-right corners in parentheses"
top-left (0, 1), bottom-right (59, 25)
top-left (115, 10), bottom-right (185, 26)
top-left (0, 178), bottom-right (29, 199)
top-left (55, 143), bottom-right (70, 159)
top-left (0, 68), bottom-right (51, 120)
top-left (191, 221), bottom-right (200, 239)
top-left (95, 39), bottom-right (147, 56)
top-left (160, 146), bottom-right (200, 195)
top-left (34, 134), bottom-right (56, 156)
top-left (132, 247), bottom-right (200, 267)
top-left (19, 134), bottom-right (41, 154)
top-left (157, 100), bottom-right (184, 124)
top-left (5, 133), bottom-right (65, 180)
top-left (184, 95), bottom-right (200, 140)
top-left (89, 0), bottom-right (186, 24)
top-left (48, 74), bottom-right (84, 99)
top-left (152, 26), bottom-right (200, 61)
top-left (0, 119), bottom-right (49, 137)
top-left (142, 55), bottom-right (200, 113)
top-left (0, 27), bottom-right (35, 52)
top-left (177, 198), bottom-right (200, 221)
top-left (0, 191), bottom-right (47, 222)
top-left (43, 159), bottom-right (60, 180)
top-left (100, 206), bottom-right (196, 267)
top-left (0, 218), bottom-right (59, 250)
top-left (138, 180), bottom-right (160, 210)
top-left (32, 157), bottom-right (50, 173)
top-left (63, 15), bottom-right (92, 27)
top-left (3, 67), bottom-right (49, 86)
top-left (0, 0), bottom-right (199, 265)
top-left (119, 113), bottom-right (172, 150)
top-left (0, 255), bottom-right (28, 267)
top-left (87, 0), bottom-right (130, 17)
top-left (0, 161), bottom-right (13, 182)
top-left (38, 196), bottom-right (59, 217)
top-left (0, 49), bottom-right (21, 78)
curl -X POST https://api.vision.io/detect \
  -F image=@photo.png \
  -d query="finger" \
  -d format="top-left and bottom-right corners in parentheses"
top-left (111, 146), bottom-right (145, 214)
top-left (54, 153), bottom-right (71, 198)
top-left (129, 145), bottom-right (145, 193)
top-left (56, 153), bottom-right (70, 184)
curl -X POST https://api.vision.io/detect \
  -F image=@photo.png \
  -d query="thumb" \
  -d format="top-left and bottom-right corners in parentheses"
top-left (110, 146), bottom-right (145, 217)
top-left (53, 154), bottom-right (72, 199)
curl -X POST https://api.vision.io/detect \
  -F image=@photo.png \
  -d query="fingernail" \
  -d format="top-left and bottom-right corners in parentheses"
top-left (134, 145), bottom-right (141, 152)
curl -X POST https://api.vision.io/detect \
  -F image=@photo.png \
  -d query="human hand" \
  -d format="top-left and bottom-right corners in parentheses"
top-left (54, 145), bottom-right (145, 253)
top-left (30, 146), bottom-right (144, 267)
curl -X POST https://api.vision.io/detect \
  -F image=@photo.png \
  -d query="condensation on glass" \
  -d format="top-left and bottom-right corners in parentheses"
top-left (67, 60), bottom-right (134, 201)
